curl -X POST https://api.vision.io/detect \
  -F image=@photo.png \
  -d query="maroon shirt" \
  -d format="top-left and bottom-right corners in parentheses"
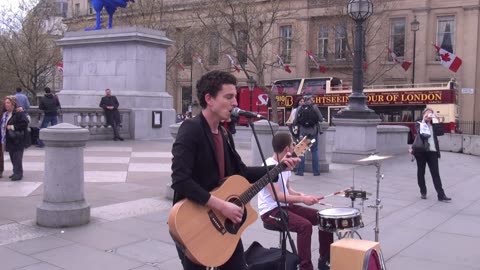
top-left (212, 131), bottom-right (225, 180)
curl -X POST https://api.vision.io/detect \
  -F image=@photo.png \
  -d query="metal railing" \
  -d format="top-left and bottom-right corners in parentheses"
top-left (456, 121), bottom-right (480, 135)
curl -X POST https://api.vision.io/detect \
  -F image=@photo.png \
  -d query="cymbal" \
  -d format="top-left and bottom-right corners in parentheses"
top-left (357, 154), bottom-right (392, 162)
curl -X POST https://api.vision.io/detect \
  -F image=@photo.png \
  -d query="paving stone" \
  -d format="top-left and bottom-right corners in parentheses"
top-left (128, 163), bottom-right (171, 172)
top-left (0, 246), bottom-right (39, 269)
top-left (115, 239), bottom-right (178, 264)
top-left (400, 231), bottom-right (480, 268)
top-left (434, 214), bottom-right (480, 237)
top-left (6, 235), bottom-right (73, 255)
top-left (0, 222), bottom-right (56, 246)
top-left (33, 244), bottom-right (142, 270)
top-left (131, 152), bottom-right (172, 158)
top-left (0, 182), bottom-right (42, 197)
top-left (387, 255), bottom-right (476, 270)
top-left (14, 262), bottom-right (63, 270)
top-left (84, 171), bottom-right (127, 183)
top-left (56, 224), bottom-right (143, 251)
top-left (91, 198), bottom-right (171, 221)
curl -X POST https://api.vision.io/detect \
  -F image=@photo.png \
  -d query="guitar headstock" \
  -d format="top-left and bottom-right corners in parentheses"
top-left (293, 136), bottom-right (315, 158)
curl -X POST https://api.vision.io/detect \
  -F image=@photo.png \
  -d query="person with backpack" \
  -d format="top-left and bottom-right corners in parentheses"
top-left (37, 87), bottom-right (61, 147)
top-left (293, 95), bottom-right (324, 176)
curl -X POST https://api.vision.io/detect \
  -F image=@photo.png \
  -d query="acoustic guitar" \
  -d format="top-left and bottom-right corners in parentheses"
top-left (168, 136), bottom-right (313, 267)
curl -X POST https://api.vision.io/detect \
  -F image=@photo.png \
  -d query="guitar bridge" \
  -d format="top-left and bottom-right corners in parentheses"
top-left (208, 210), bottom-right (227, 235)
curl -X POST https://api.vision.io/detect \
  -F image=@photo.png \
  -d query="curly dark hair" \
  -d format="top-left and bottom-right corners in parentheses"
top-left (196, 70), bottom-right (237, 108)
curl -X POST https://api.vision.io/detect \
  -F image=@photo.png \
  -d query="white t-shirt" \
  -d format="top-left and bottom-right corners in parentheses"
top-left (257, 157), bottom-right (291, 216)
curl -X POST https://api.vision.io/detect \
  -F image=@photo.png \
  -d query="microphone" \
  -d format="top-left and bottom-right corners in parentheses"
top-left (231, 107), bottom-right (265, 119)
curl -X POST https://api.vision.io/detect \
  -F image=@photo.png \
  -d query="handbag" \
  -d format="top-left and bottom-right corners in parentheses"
top-left (7, 129), bottom-right (24, 140)
top-left (245, 241), bottom-right (300, 270)
top-left (411, 135), bottom-right (427, 153)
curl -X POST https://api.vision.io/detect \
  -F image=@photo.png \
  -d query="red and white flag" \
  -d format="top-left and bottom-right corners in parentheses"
top-left (226, 54), bottom-right (240, 73)
top-left (56, 62), bottom-right (63, 73)
top-left (433, 45), bottom-right (462, 72)
top-left (275, 54), bottom-right (291, 73)
top-left (305, 50), bottom-right (327, 73)
top-left (387, 48), bottom-right (411, 71)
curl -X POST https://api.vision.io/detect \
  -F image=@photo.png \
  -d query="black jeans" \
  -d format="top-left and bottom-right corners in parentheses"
top-left (9, 149), bottom-right (24, 177)
top-left (175, 239), bottom-right (248, 270)
top-left (414, 151), bottom-right (445, 197)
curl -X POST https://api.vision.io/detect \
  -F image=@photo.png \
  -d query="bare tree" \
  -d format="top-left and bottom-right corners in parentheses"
top-left (307, 0), bottom-right (397, 85)
top-left (0, 0), bottom-right (64, 104)
top-left (192, 0), bottom-right (297, 123)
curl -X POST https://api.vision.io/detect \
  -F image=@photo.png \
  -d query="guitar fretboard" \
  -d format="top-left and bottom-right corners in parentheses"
top-left (238, 161), bottom-right (288, 205)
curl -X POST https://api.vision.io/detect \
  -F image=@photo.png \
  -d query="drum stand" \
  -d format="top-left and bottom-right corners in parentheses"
top-left (367, 161), bottom-right (384, 242)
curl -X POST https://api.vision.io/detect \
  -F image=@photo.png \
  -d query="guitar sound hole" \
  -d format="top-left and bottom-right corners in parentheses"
top-left (224, 198), bottom-right (247, 234)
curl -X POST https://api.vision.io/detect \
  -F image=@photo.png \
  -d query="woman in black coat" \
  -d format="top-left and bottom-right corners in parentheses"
top-left (412, 107), bottom-right (451, 201)
top-left (1, 96), bottom-right (29, 181)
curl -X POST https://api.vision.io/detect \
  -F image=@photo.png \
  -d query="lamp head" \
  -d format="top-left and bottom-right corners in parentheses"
top-left (347, 0), bottom-right (373, 21)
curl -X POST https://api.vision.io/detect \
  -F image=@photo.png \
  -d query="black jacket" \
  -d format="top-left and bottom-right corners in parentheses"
top-left (5, 111), bottom-right (29, 152)
top-left (99, 95), bottom-right (121, 125)
top-left (171, 113), bottom-right (275, 205)
top-left (39, 94), bottom-right (61, 116)
top-left (415, 122), bottom-right (444, 158)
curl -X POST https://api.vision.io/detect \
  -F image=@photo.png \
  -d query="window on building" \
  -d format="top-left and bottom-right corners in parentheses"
top-left (237, 30), bottom-right (248, 65)
top-left (389, 18), bottom-right (406, 61)
top-left (181, 86), bottom-right (192, 114)
top-left (280, 25), bottom-right (293, 64)
top-left (436, 16), bottom-right (455, 60)
top-left (208, 33), bottom-right (220, 65)
top-left (74, 3), bottom-right (80, 17)
top-left (88, 2), bottom-right (94, 15)
top-left (317, 25), bottom-right (329, 60)
top-left (183, 40), bottom-right (192, 66)
top-left (335, 25), bottom-right (347, 60)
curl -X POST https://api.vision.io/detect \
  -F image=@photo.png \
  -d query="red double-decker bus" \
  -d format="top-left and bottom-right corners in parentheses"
top-left (237, 77), bottom-right (458, 143)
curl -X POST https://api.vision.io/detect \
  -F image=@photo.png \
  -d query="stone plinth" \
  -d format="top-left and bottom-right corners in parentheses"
top-left (37, 123), bottom-right (90, 228)
top-left (250, 120), bottom-right (279, 166)
top-left (56, 26), bottom-right (175, 140)
top-left (332, 118), bottom-right (381, 164)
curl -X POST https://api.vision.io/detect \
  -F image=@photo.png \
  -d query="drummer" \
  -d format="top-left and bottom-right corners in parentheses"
top-left (258, 132), bottom-right (334, 270)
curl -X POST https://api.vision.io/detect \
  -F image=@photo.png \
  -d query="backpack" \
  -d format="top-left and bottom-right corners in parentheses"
top-left (296, 104), bottom-right (320, 127)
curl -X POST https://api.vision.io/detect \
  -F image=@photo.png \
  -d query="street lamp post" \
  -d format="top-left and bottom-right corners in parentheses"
top-left (337, 0), bottom-right (377, 119)
top-left (411, 16), bottom-right (420, 86)
top-left (247, 76), bottom-right (256, 112)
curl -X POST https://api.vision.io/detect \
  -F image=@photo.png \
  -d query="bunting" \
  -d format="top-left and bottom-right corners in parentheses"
top-left (387, 48), bottom-right (411, 71)
top-left (226, 54), bottom-right (241, 73)
top-left (305, 50), bottom-right (327, 73)
top-left (275, 54), bottom-right (291, 73)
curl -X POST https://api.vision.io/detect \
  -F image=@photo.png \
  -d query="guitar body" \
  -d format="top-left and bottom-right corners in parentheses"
top-left (168, 175), bottom-right (258, 267)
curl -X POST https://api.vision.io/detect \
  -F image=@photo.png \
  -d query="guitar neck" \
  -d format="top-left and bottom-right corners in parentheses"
top-left (238, 162), bottom-right (288, 205)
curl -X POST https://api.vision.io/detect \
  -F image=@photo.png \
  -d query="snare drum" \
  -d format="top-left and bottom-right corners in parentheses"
top-left (317, 208), bottom-right (363, 232)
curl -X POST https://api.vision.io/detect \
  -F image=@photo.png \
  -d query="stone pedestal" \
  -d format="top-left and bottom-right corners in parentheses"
top-left (56, 26), bottom-right (175, 140)
top-left (250, 120), bottom-right (279, 166)
top-left (332, 118), bottom-right (381, 164)
top-left (37, 123), bottom-right (90, 228)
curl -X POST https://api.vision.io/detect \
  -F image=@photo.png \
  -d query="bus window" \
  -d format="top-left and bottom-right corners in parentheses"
top-left (272, 79), bottom-right (301, 95)
top-left (302, 78), bottom-right (328, 95)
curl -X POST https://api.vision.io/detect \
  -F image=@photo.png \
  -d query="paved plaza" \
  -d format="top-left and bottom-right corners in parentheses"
top-left (0, 139), bottom-right (480, 269)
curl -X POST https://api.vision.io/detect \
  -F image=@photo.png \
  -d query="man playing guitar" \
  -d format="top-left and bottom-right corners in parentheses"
top-left (170, 70), bottom-right (299, 269)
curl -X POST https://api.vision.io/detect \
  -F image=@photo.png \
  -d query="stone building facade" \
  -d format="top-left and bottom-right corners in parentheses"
top-left (63, 0), bottom-right (480, 124)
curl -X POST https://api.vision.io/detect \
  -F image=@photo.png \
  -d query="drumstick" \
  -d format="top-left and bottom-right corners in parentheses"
top-left (318, 190), bottom-right (346, 200)
top-left (317, 202), bottom-right (333, 207)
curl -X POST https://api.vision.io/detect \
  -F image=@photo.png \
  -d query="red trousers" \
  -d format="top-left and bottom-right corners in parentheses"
top-left (261, 204), bottom-right (334, 270)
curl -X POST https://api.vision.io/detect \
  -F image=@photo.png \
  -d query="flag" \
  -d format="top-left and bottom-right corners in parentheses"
top-left (176, 62), bottom-right (185, 71)
top-left (305, 50), bottom-right (327, 73)
top-left (433, 44), bottom-right (462, 72)
top-left (56, 62), bottom-right (63, 73)
top-left (226, 54), bottom-right (240, 73)
top-left (276, 54), bottom-right (291, 73)
top-left (387, 48), bottom-right (412, 71)
top-left (193, 53), bottom-right (205, 69)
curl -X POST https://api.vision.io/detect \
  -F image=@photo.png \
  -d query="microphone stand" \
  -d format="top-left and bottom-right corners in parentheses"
top-left (247, 118), bottom-right (296, 270)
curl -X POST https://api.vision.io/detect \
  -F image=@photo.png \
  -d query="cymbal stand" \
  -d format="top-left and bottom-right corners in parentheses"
top-left (368, 161), bottom-right (384, 242)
